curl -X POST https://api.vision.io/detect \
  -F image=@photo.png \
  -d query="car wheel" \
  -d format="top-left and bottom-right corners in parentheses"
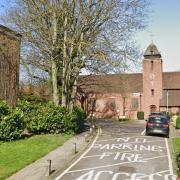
top-left (145, 131), bottom-right (148, 136)
top-left (166, 134), bottom-right (169, 138)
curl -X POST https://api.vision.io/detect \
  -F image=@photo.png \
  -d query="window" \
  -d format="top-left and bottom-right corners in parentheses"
top-left (107, 98), bottom-right (116, 111)
top-left (151, 89), bottom-right (154, 96)
top-left (88, 98), bottom-right (96, 112)
top-left (150, 60), bottom-right (154, 72)
top-left (131, 98), bottom-right (139, 110)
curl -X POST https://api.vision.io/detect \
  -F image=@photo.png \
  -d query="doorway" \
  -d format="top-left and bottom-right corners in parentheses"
top-left (150, 105), bottom-right (157, 113)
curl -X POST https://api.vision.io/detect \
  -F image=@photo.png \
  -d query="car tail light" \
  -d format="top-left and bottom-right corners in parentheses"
top-left (163, 124), bottom-right (169, 128)
top-left (147, 122), bottom-right (153, 126)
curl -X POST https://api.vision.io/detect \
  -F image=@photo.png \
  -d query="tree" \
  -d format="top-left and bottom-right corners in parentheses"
top-left (2, 0), bottom-right (149, 110)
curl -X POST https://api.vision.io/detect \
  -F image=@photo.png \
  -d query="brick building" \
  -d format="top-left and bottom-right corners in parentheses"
top-left (78, 43), bottom-right (180, 119)
top-left (0, 25), bottom-right (21, 106)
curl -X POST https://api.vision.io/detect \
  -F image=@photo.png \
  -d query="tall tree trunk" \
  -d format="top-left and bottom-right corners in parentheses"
top-left (62, 10), bottom-right (68, 107)
top-left (51, 1), bottom-right (59, 105)
top-left (51, 56), bottom-right (59, 105)
top-left (68, 32), bottom-right (84, 112)
top-left (69, 78), bottom-right (77, 112)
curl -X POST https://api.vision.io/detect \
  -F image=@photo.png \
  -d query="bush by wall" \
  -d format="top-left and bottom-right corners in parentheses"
top-left (24, 103), bottom-right (70, 134)
top-left (0, 100), bottom-right (86, 141)
top-left (172, 115), bottom-right (177, 127)
top-left (137, 111), bottom-right (144, 120)
top-left (17, 100), bottom-right (86, 134)
top-left (0, 101), bottom-right (9, 115)
top-left (71, 106), bottom-right (86, 133)
top-left (118, 118), bottom-right (130, 122)
top-left (0, 103), bottom-right (25, 141)
top-left (176, 116), bottom-right (180, 129)
top-left (176, 153), bottom-right (180, 177)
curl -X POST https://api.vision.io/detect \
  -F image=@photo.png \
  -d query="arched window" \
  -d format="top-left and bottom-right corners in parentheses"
top-left (150, 105), bottom-right (157, 113)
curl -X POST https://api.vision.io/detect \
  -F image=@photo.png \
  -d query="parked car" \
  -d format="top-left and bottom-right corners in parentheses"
top-left (149, 112), bottom-right (164, 116)
top-left (145, 115), bottom-right (170, 138)
top-left (149, 112), bottom-right (171, 122)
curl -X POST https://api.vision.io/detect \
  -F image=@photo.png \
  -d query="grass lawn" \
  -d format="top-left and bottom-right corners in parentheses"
top-left (0, 134), bottom-right (72, 179)
top-left (172, 137), bottom-right (180, 176)
top-left (172, 137), bottom-right (180, 154)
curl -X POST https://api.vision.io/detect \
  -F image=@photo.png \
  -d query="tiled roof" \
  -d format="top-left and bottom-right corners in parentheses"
top-left (0, 24), bottom-right (21, 40)
top-left (144, 42), bottom-right (161, 58)
top-left (160, 90), bottom-right (180, 107)
top-left (78, 73), bottom-right (143, 94)
top-left (163, 72), bottom-right (180, 89)
top-left (79, 71), bottom-right (180, 94)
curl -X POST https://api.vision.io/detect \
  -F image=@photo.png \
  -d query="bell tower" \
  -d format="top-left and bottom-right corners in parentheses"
top-left (142, 42), bottom-right (163, 118)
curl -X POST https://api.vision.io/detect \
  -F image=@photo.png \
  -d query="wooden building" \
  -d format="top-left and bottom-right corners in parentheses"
top-left (0, 25), bottom-right (21, 106)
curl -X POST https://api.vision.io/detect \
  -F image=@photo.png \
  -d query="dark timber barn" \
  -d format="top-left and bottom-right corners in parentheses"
top-left (0, 25), bottom-right (21, 106)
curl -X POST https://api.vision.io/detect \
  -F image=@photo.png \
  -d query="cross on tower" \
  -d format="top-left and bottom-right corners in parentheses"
top-left (150, 33), bottom-right (154, 43)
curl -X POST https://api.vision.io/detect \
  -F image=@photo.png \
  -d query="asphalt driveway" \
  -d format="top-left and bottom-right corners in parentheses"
top-left (54, 120), bottom-right (177, 180)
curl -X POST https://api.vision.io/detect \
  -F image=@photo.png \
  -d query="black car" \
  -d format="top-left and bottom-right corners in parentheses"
top-left (145, 115), bottom-right (170, 138)
top-left (149, 112), bottom-right (164, 116)
top-left (149, 112), bottom-right (171, 122)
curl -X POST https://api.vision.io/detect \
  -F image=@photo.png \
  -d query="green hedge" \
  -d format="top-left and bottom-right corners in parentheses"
top-left (0, 101), bottom-right (25, 141)
top-left (72, 106), bottom-right (86, 133)
top-left (0, 101), bottom-right (9, 115)
top-left (0, 100), bottom-right (86, 141)
top-left (17, 100), bottom-right (86, 134)
top-left (137, 111), bottom-right (144, 120)
top-left (176, 153), bottom-right (180, 176)
top-left (176, 116), bottom-right (180, 129)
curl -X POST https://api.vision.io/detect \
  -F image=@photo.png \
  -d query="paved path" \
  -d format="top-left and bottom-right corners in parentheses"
top-left (8, 132), bottom-right (93, 180)
top-left (54, 120), bottom-right (177, 180)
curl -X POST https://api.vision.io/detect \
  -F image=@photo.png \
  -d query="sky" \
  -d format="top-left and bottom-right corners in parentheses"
top-left (136, 0), bottom-right (180, 72)
top-left (0, 0), bottom-right (180, 72)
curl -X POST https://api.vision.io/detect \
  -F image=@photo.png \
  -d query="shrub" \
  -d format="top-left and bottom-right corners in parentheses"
top-left (176, 153), bottom-right (180, 176)
top-left (71, 106), bottom-right (86, 133)
top-left (118, 118), bottom-right (130, 122)
top-left (22, 103), bottom-right (68, 134)
top-left (0, 107), bottom-right (25, 141)
top-left (176, 116), bottom-right (180, 129)
top-left (0, 99), bottom-right (87, 141)
top-left (172, 115), bottom-right (177, 127)
top-left (0, 101), bottom-right (9, 116)
top-left (19, 102), bottom-right (86, 134)
top-left (137, 111), bottom-right (144, 120)
top-left (18, 92), bottom-right (48, 104)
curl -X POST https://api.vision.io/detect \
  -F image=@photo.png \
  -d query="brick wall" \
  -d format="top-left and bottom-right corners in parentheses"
top-left (78, 92), bottom-right (140, 119)
top-left (142, 58), bottom-right (163, 118)
top-left (0, 25), bottom-right (21, 106)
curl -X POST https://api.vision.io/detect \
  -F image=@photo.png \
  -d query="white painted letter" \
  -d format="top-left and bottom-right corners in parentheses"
top-left (135, 138), bottom-right (147, 143)
top-left (122, 144), bottom-right (132, 150)
top-left (93, 144), bottom-right (102, 149)
top-left (133, 154), bottom-right (146, 162)
top-left (76, 170), bottom-right (94, 180)
top-left (139, 145), bottom-right (151, 151)
top-left (111, 144), bottom-right (122, 150)
top-left (99, 152), bottom-right (113, 160)
top-left (131, 173), bottom-right (146, 180)
top-left (120, 153), bottom-right (135, 161)
top-left (100, 144), bottom-right (110, 150)
top-left (151, 145), bottom-right (163, 152)
top-left (93, 171), bottom-right (113, 180)
top-left (114, 152), bottom-right (121, 160)
top-left (117, 137), bottom-right (130, 142)
top-left (112, 172), bottom-right (130, 180)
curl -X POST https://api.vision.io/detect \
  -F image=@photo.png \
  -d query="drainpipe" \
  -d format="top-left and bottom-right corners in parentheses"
top-left (140, 93), bottom-right (142, 112)
top-left (166, 90), bottom-right (169, 113)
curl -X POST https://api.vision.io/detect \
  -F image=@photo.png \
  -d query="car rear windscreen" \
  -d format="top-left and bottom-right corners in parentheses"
top-left (148, 117), bottom-right (168, 124)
